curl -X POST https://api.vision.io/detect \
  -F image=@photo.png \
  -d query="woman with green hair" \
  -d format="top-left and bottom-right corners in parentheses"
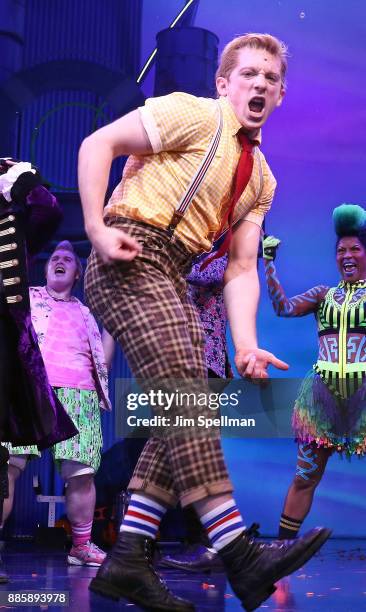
top-left (263, 204), bottom-right (366, 539)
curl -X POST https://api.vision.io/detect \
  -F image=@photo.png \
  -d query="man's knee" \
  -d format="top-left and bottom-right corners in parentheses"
top-left (61, 460), bottom-right (95, 486)
top-left (8, 455), bottom-right (29, 479)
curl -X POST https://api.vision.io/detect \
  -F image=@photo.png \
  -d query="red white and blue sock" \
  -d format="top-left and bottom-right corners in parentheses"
top-left (120, 493), bottom-right (166, 539)
top-left (201, 499), bottom-right (245, 550)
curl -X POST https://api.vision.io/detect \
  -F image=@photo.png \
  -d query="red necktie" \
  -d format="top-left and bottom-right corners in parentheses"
top-left (200, 130), bottom-right (254, 270)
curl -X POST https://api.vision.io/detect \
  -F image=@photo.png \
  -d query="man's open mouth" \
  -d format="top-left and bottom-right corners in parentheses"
top-left (55, 265), bottom-right (66, 275)
top-left (248, 97), bottom-right (265, 113)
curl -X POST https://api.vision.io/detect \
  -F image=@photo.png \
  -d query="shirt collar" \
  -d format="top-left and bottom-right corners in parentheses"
top-left (218, 96), bottom-right (262, 146)
top-left (41, 285), bottom-right (76, 302)
top-left (338, 279), bottom-right (366, 290)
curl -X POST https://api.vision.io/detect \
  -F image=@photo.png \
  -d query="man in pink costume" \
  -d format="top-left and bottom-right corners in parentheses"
top-left (4, 241), bottom-right (111, 567)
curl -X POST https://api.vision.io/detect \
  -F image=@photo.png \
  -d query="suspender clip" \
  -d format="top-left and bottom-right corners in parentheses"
top-left (167, 211), bottom-right (184, 237)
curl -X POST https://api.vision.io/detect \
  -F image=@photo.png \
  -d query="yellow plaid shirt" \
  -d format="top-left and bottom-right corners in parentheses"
top-left (105, 93), bottom-right (276, 253)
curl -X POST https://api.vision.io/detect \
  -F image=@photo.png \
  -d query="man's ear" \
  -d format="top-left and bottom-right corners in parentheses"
top-left (276, 86), bottom-right (286, 108)
top-left (216, 76), bottom-right (228, 96)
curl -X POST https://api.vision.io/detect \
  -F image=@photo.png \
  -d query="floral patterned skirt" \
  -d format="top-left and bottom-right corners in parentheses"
top-left (6, 387), bottom-right (102, 471)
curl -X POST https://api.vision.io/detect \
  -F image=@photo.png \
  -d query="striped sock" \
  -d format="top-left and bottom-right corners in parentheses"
top-left (71, 520), bottom-right (93, 547)
top-left (120, 493), bottom-right (165, 539)
top-left (201, 499), bottom-right (245, 551)
top-left (278, 513), bottom-right (302, 539)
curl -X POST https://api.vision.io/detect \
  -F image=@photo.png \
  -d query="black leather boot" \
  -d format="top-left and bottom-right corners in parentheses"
top-left (89, 531), bottom-right (194, 611)
top-left (159, 523), bottom-right (260, 573)
top-left (219, 527), bottom-right (331, 612)
top-left (159, 543), bottom-right (223, 572)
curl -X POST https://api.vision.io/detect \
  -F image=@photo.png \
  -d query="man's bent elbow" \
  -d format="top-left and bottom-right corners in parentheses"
top-left (79, 133), bottom-right (99, 156)
top-left (78, 136), bottom-right (92, 164)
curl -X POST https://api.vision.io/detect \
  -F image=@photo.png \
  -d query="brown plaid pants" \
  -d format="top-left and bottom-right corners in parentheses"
top-left (84, 217), bottom-right (233, 507)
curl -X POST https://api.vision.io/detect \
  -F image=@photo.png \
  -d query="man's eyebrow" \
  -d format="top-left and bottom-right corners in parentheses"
top-left (238, 67), bottom-right (280, 75)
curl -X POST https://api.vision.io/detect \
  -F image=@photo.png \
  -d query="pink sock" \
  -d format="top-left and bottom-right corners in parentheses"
top-left (71, 520), bottom-right (93, 547)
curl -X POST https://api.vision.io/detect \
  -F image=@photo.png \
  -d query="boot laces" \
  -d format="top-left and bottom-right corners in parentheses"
top-left (144, 541), bottom-right (172, 595)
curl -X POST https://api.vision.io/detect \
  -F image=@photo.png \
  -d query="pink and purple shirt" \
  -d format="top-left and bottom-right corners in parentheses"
top-left (41, 297), bottom-right (95, 390)
top-left (30, 286), bottom-right (111, 411)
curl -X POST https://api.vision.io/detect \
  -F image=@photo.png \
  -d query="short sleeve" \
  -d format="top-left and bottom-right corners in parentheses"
top-left (139, 92), bottom-right (218, 154)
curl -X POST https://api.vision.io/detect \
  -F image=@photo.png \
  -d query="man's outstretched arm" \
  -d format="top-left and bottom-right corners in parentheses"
top-left (78, 109), bottom-right (152, 263)
top-left (224, 220), bottom-right (288, 379)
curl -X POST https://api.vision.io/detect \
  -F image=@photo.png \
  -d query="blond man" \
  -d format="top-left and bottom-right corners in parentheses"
top-left (78, 34), bottom-right (330, 611)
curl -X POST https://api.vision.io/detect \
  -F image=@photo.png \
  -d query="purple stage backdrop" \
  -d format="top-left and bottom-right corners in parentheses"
top-left (1, 0), bottom-right (365, 538)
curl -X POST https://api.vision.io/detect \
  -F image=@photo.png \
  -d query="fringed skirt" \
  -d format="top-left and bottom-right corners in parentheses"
top-left (292, 371), bottom-right (366, 456)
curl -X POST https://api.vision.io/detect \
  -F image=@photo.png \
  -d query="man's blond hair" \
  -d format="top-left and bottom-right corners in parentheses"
top-left (216, 33), bottom-right (288, 87)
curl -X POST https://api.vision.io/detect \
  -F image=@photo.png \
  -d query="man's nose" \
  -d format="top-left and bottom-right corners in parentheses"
top-left (254, 72), bottom-right (267, 90)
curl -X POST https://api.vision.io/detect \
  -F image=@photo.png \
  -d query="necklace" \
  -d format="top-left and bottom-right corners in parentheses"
top-left (45, 286), bottom-right (73, 302)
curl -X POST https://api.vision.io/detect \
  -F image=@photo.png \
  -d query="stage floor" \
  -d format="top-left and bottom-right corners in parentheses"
top-left (0, 539), bottom-right (365, 610)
